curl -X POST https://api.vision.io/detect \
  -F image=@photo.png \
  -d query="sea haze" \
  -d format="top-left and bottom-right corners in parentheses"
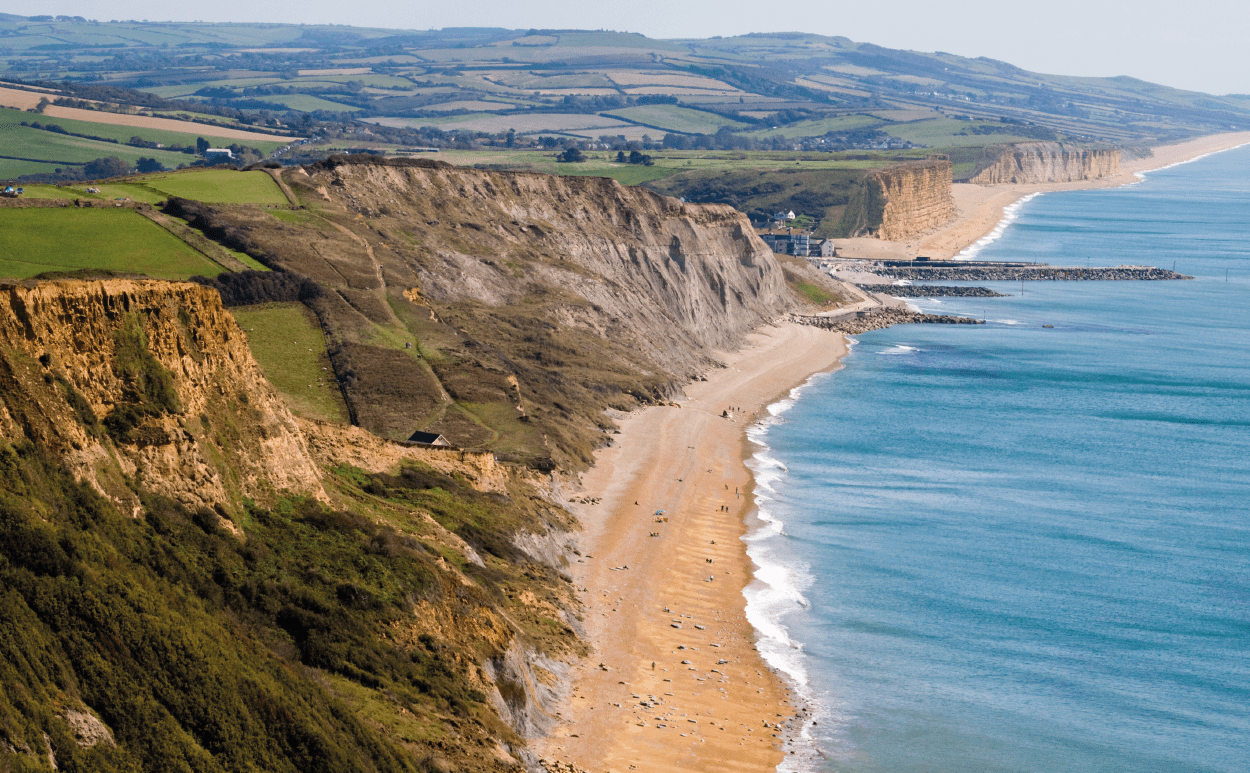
top-left (744, 145), bottom-right (1250, 773)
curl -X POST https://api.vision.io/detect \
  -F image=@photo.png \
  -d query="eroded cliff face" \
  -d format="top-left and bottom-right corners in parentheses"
top-left (295, 158), bottom-right (792, 366)
top-left (0, 278), bottom-right (584, 770)
top-left (840, 160), bottom-right (956, 241)
top-left (0, 279), bottom-right (325, 514)
top-left (175, 157), bottom-right (804, 467)
top-left (969, 142), bottom-right (1121, 184)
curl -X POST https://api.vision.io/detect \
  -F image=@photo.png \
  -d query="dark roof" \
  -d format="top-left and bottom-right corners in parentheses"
top-left (407, 431), bottom-right (448, 445)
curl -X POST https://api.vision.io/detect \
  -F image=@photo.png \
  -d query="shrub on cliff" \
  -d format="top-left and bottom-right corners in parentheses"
top-left (190, 270), bottom-right (323, 307)
top-left (0, 440), bottom-right (567, 771)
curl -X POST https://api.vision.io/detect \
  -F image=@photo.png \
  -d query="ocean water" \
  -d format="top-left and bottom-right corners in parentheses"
top-left (743, 145), bottom-right (1250, 773)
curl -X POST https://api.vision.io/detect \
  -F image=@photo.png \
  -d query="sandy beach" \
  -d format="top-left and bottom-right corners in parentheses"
top-left (534, 131), bottom-right (1250, 773)
top-left (537, 324), bottom-right (846, 773)
top-left (834, 131), bottom-right (1250, 262)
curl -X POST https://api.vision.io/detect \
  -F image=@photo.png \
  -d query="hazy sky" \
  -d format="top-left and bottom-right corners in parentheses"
top-left (16, 0), bottom-right (1250, 96)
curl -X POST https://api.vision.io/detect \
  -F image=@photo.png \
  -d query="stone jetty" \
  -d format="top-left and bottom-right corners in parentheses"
top-left (876, 264), bottom-right (1191, 282)
top-left (791, 308), bottom-right (984, 335)
top-left (856, 284), bottom-right (1007, 297)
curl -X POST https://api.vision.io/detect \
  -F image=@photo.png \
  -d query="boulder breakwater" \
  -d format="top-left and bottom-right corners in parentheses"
top-left (856, 284), bottom-right (1007, 298)
top-left (791, 308), bottom-right (985, 334)
top-left (866, 261), bottom-right (1192, 282)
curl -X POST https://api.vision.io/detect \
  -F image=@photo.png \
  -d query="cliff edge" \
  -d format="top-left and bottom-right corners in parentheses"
top-left (967, 142), bottom-right (1121, 184)
top-left (839, 159), bottom-right (957, 241)
top-left (0, 279), bottom-right (324, 515)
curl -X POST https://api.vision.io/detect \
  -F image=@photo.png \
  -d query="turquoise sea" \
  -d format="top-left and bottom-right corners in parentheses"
top-left (743, 145), bottom-right (1250, 773)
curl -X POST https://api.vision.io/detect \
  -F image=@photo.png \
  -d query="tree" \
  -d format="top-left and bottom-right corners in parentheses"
top-left (557, 147), bottom-right (585, 163)
top-left (83, 156), bottom-right (131, 179)
top-left (196, 136), bottom-right (210, 154)
top-left (615, 151), bottom-right (626, 163)
top-left (137, 157), bottom-right (165, 173)
top-left (506, 128), bottom-right (516, 148)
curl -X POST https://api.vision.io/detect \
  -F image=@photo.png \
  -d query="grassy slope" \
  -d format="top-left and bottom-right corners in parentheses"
top-left (141, 170), bottom-right (289, 205)
top-left (20, 171), bottom-right (289, 206)
top-left (0, 439), bottom-right (572, 773)
top-left (0, 208), bottom-right (223, 280)
top-left (0, 122), bottom-right (196, 176)
top-left (230, 302), bottom-right (349, 423)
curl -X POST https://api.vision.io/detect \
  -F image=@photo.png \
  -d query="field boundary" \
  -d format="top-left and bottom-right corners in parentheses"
top-left (135, 208), bottom-right (252, 273)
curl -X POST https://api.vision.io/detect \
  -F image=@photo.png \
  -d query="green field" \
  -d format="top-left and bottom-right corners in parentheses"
top-left (741, 113), bottom-right (886, 139)
top-left (60, 182), bottom-right (169, 203)
top-left (0, 208), bottom-right (223, 280)
top-left (230, 302), bottom-right (348, 423)
top-left (0, 158), bottom-right (61, 178)
top-left (0, 106), bottom-right (288, 153)
top-left (882, 118), bottom-right (1042, 148)
top-left (253, 94), bottom-right (363, 113)
top-left (141, 170), bottom-right (288, 204)
top-left (605, 105), bottom-right (748, 134)
top-left (18, 170), bottom-right (289, 205)
top-left (0, 119), bottom-right (196, 172)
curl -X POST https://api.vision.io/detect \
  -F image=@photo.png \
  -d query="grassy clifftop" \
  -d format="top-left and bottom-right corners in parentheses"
top-left (0, 160), bottom-right (852, 771)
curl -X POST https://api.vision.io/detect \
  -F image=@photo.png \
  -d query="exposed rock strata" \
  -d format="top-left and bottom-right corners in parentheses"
top-left (840, 160), bottom-right (956, 241)
top-left (290, 157), bottom-right (794, 374)
top-left (968, 142), bottom-right (1120, 184)
top-left (0, 279), bottom-right (324, 513)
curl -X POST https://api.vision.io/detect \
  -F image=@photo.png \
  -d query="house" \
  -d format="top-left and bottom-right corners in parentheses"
top-left (205, 148), bottom-right (234, 160)
top-left (758, 230), bottom-right (835, 258)
top-left (407, 430), bottom-right (451, 446)
top-left (810, 238), bottom-right (836, 258)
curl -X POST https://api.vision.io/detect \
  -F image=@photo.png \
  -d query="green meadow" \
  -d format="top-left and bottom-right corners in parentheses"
top-left (230, 302), bottom-right (348, 423)
top-left (0, 208), bottom-right (223, 280)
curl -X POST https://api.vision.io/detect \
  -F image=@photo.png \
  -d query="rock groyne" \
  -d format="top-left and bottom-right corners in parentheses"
top-left (856, 284), bottom-right (1007, 297)
top-left (879, 265), bottom-right (1191, 281)
top-left (791, 308), bottom-right (984, 334)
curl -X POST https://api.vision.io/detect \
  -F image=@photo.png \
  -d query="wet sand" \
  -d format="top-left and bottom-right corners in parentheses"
top-left (537, 323), bottom-right (846, 773)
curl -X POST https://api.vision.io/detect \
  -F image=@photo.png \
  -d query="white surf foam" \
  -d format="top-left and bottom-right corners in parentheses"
top-left (879, 344), bottom-right (918, 355)
top-left (740, 372), bottom-right (842, 769)
top-left (955, 191), bottom-right (1044, 260)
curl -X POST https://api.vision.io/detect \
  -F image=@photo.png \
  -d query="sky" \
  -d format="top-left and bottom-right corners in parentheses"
top-left (14, 0), bottom-right (1250, 96)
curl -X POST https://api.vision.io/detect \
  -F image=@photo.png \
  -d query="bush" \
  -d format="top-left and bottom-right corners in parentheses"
top-left (189, 270), bottom-right (323, 307)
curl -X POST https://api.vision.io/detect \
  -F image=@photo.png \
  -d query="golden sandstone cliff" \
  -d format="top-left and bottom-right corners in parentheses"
top-left (0, 279), bottom-right (324, 515)
top-left (840, 159), bottom-right (957, 241)
top-left (969, 142), bottom-right (1121, 184)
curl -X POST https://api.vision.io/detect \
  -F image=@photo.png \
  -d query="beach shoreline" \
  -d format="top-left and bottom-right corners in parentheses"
top-left (833, 131), bottom-right (1250, 263)
top-left (534, 323), bottom-right (847, 773)
top-left (534, 132), bottom-right (1250, 773)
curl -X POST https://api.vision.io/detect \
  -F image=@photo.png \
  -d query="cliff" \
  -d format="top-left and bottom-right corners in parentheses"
top-left (838, 159), bottom-right (956, 241)
top-left (291, 157), bottom-right (791, 367)
top-left (0, 160), bottom-right (842, 771)
top-left (967, 142), bottom-right (1121, 184)
top-left (0, 279), bottom-right (324, 515)
top-left (174, 156), bottom-right (802, 468)
top-left (0, 278), bottom-right (585, 772)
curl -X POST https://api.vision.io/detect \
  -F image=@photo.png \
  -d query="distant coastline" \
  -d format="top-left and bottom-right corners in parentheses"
top-left (834, 131), bottom-right (1250, 264)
